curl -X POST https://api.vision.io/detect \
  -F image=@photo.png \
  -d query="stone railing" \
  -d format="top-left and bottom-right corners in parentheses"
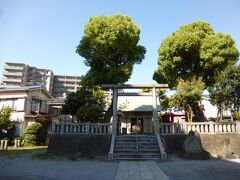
top-left (159, 121), bottom-right (240, 135)
top-left (52, 122), bottom-right (110, 134)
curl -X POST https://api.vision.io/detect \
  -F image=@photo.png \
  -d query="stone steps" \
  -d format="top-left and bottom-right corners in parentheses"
top-left (113, 134), bottom-right (161, 160)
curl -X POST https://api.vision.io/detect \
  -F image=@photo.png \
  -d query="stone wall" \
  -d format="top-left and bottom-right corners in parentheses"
top-left (47, 134), bottom-right (111, 158)
top-left (161, 134), bottom-right (240, 159)
top-left (200, 134), bottom-right (240, 158)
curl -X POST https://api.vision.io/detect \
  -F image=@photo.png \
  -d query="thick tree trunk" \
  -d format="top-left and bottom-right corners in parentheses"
top-left (191, 101), bottom-right (207, 122)
top-left (103, 101), bottom-right (113, 123)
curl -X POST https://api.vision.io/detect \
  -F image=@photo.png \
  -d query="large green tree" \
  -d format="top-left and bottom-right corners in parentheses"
top-left (76, 14), bottom-right (146, 121)
top-left (153, 21), bottom-right (239, 121)
top-left (153, 21), bottom-right (239, 88)
top-left (209, 65), bottom-right (240, 121)
top-left (76, 14), bottom-right (146, 85)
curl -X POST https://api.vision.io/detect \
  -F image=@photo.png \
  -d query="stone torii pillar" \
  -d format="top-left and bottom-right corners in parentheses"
top-left (112, 87), bottom-right (118, 135)
top-left (152, 86), bottom-right (160, 135)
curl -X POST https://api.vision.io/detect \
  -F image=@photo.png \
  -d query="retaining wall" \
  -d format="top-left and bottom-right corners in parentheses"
top-left (162, 134), bottom-right (240, 158)
top-left (47, 134), bottom-right (111, 158)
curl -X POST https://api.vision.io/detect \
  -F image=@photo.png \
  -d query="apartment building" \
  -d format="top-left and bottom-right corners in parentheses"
top-left (26, 66), bottom-right (54, 94)
top-left (52, 75), bottom-right (81, 97)
top-left (1, 62), bottom-right (28, 87)
top-left (1, 62), bottom-right (54, 93)
top-left (1, 62), bottom-right (81, 97)
top-left (0, 86), bottom-right (52, 135)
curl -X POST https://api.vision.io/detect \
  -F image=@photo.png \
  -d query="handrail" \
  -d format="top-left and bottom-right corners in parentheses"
top-left (108, 134), bottom-right (115, 160)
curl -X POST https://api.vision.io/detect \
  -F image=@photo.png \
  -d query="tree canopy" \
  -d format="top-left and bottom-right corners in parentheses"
top-left (62, 88), bottom-right (106, 122)
top-left (153, 21), bottom-right (239, 89)
top-left (209, 65), bottom-right (240, 120)
top-left (76, 14), bottom-right (146, 85)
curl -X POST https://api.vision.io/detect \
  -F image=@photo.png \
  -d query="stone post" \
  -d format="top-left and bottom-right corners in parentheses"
top-left (51, 122), bottom-right (56, 134)
top-left (14, 140), bottom-right (18, 148)
top-left (0, 140), bottom-right (3, 150)
top-left (236, 122), bottom-right (240, 134)
top-left (152, 87), bottom-right (160, 135)
top-left (181, 122), bottom-right (187, 134)
top-left (4, 140), bottom-right (8, 150)
top-left (60, 122), bottom-right (64, 134)
top-left (209, 121), bottom-right (214, 134)
top-left (108, 88), bottom-right (118, 160)
top-left (86, 122), bottom-right (90, 134)
top-left (112, 88), bottom-right (118, 136)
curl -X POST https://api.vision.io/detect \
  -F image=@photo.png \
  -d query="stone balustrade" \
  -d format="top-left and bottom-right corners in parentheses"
top-left (52, 122), bottom-right (110, 134)
top-left (159, 121), bottom-right (240, 135)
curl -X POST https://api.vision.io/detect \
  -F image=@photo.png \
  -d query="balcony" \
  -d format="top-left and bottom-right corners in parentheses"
top-left (4, 65), bottom-right (24, 71)
top-left (56, 78), bottom-right (78, 82)
top-left (67, 89), bottom-right (76, 92)
top-left (1, 77), bottom-right (22, 83)
top-left (62, 83), bottom-right (78, 87)
top-left (3, 71), bottom-right (23, 77)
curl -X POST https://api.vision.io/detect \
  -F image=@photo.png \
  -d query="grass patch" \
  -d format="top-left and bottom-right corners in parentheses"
top-left (0, 146), bottom-right (47, 158)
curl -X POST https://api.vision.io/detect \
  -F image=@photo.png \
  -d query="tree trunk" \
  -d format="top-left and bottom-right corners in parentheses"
top-left (103, 101), bottom-right (113, 123)
top-left (185, 105), bottom-right (193, 122)
top-left (191, 101), bottom-right (207, 122)
top-left (217, 108), bottom-right (223, 122)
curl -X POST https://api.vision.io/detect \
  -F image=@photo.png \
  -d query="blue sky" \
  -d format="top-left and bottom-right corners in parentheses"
top-left (0, 0), bottom-right (240, 84)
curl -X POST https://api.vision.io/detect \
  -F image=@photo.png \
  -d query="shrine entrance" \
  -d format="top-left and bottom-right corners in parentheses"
top-left (118, 111), bottom-right (154, 134)
top-left (130, 118), bottom-right (143, 133)
top-left (101, 84), bottom-right (168, 136)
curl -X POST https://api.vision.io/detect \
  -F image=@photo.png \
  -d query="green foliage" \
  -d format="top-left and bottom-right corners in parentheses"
top-left (172, 77), bottom-right (205, 122)
top-left (61, 91), bottom-right (83, 116)
top-left (62, 87), bottom-right (106, 122)
top-left (153, 21), bottom-right (239, 89)
top-left (172, 77), bottom-right (205, 109)
top-left (209, 65), bottom-right (240, 114)
top-left (158, 89), bottom-right (171, 110)
top-left (23, 122), bottom-right (44, 146)
top-left (232, 112), bottom-right (240, 121)
top-left (76, 14), bottom-right (146, 85)
top-left (0, 107), bottom-right (15, 139)
top-left (142, 88), bottom-right (152, 93)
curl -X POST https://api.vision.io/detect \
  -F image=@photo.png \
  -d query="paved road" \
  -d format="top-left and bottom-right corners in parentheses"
top-left (158, 157), bottom-right (240, 180)
top-left (0, 156), bottom-right (118, 180)
top-left (1, 155), bottom-right (240, 180)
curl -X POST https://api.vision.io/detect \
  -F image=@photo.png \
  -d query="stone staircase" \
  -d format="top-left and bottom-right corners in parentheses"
top-left (113, 134), bottom-right (162, 160)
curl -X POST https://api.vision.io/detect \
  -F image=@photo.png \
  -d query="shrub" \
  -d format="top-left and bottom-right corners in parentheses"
top-left (232, 112), bottom-right (240, 121)
top-left (23, 122), bottom-right (44, 146)
top-left (0, 107), bottom-right (16, 139)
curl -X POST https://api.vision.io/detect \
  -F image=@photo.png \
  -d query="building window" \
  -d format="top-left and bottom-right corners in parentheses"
top-left (0, 99), bottom-right (17, 110)
top-left (31, 100), bottom-right (40, 113)
top-left (31, 99), bottom-right (48, 114)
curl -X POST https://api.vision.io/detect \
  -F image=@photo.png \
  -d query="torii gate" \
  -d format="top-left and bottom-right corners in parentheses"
top-left (102, 84), bottom-right (169, 160)
top-left (101, 84), bottom-right (169, 135)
